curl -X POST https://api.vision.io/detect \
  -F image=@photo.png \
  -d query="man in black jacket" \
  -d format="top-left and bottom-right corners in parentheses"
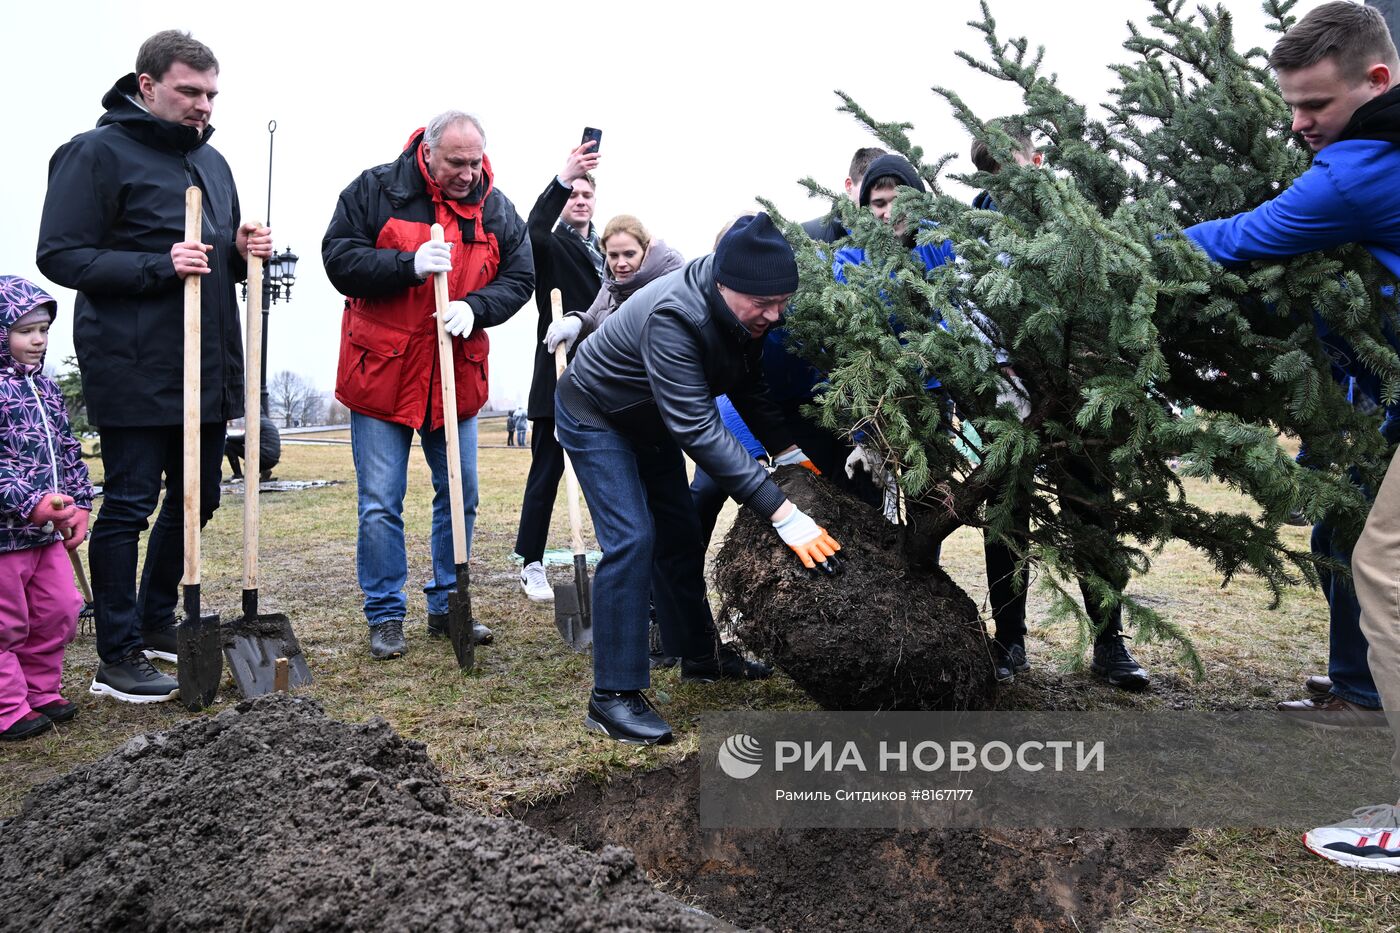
top-left (37, 30), bottom-right (271, 704)
top-left (556, 213), bottom-right (842, 745)
top-left (514, 140), bottom-right (603, 602)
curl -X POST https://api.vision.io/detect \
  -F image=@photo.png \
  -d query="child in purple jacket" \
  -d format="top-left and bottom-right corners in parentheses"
top-left (0, 276), bottom-right (92, 741)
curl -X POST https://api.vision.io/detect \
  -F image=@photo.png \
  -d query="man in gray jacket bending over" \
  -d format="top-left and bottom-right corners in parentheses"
top-left (555, 213), bottom-right (842, 745)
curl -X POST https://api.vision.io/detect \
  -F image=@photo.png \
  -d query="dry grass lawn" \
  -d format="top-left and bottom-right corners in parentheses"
top-left (1, 438), bottom-right (1396, 930)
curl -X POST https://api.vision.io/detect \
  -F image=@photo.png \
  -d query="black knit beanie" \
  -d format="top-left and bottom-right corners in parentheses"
top-left (858, 154), bottom-right (927, 206)
top-left (713, 213), bottom-right (799, 296)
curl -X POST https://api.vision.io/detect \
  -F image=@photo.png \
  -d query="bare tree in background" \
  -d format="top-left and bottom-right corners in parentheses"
top-left (268, 370), bottom-right (319, 428)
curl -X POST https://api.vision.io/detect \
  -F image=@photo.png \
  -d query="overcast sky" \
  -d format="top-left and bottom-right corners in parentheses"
top-left (3, 0), bottom-right (1322, 409)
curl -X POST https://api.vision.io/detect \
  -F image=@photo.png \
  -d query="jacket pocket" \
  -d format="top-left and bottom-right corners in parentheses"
top-left (336, 311), bottom-right (411, 418)
top-left (453, 330), bottom-right (489, 417)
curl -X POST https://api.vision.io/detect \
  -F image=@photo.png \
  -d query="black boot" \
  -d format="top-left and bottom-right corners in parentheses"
top-left (993, 640), bottom-right (1030, 684)
top-left (427, 613), bottom-right (494, 645)
top-left (369, 619), bottom-right (407, 660)
top-left (1090, 635), bottom-right (1150, 691)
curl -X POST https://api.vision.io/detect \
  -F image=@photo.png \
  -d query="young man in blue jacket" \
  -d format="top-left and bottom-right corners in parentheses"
top-left (1184, 0), bottom-right (1400, 873)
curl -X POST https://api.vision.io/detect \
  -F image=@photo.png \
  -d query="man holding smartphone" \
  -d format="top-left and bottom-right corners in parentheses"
top-left (514, 133), bottom-right (604, 602)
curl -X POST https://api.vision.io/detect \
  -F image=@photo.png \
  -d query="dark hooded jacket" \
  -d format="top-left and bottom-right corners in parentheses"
top-left (37, 74), bottom-right (248, 427)
top-left (0, 277), bottom-right (93, 554)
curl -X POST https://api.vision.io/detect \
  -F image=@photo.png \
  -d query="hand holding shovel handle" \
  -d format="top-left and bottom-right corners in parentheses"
top-left (431, 224), bottom-right (475, 670)
top-left (176, 185), bottom-right (222, 710)
top-left (551, 290), bottom-right (592, 649)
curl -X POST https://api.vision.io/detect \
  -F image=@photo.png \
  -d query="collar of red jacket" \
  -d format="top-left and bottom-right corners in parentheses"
top-left (405, 127), bottom-right (494, 221)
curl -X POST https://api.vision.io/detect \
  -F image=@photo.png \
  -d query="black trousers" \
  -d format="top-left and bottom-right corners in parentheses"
top-left (90, 424), bottom-right (224, 664)
top-left (513, 417), bottom-right (565, 565)
top-left (984, 459), bottom-right (1124, 648)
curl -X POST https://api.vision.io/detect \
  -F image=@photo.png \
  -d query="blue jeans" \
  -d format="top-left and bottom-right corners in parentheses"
top-left (1312, 520), bottom-right (1382, 708)
top-left (555, 396), bottom-right (716, 691)
top-left (350, 410), bottom-right (477, 626)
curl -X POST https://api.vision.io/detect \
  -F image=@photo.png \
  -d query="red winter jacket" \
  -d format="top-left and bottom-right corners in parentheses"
top-left (323, 129), bottom-right (534, 429)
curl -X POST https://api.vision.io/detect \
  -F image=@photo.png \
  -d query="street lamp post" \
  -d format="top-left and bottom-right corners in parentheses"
top-left (246, 120), bottom-right (299, 458)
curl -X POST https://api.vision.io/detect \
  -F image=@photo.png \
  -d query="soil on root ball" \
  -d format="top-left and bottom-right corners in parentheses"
top-left (715, 466), bottom-right (996, 710)
top-left (0, 695), bottom-right (724, 933)
top-left (520, 759), bottom-right (1186, 933)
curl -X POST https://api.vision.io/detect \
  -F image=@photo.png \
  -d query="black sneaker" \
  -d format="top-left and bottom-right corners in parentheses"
top-left (89, 653), bottom-right (179, 703)
top-left (33, 699), bottom-right (78, 724)
top-left (426, 614), bottom-right (494, 645)
top-left (584, 689), bottom-right (673, 745)
top-left (141, 625), bottom-right (178, 663)
top-left (648, 620), bottom-right (678, 669)
top-left (369, 619), bottom-right (407, 660)
top-left (681, 643), bottom-right (773, 683)
top-left (1090, 636), bottom-right (1150, 691)
top-left (1, 711), bottom-right (53, 742)
top-left (993, 641), bottom-right (1031, 684)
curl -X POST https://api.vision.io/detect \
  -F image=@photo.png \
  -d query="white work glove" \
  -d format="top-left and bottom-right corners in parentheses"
top-left (413, 240), bottom-right (453, 278)
top-left (772, 447), bottom-right (821, 474)
top-left (844, 445), bottom-right (885, 481)
top-left (772, 505), bottom-right (842, 574)
top-left (545, 316), bottom-right (582, 354)
top-left (442, 300), bottom-right (474, 337)
top-left (844, 445), bottom-right (902, 525)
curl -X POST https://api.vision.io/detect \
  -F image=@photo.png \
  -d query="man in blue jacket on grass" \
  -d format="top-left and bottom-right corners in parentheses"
top-left (1184, 0), bottom-right (1400, 873)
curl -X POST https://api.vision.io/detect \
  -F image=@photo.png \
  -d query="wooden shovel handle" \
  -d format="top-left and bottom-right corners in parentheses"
top-left (431, 224), bottom-right (468, 565)
top-left (183, 186), bottom-right (202, 588)
top-left (244, 244), bottom-right (263, 591)
top-left (551, 289), bottom-right (586, 557)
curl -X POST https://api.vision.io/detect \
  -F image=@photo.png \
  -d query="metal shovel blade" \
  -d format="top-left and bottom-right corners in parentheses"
top-left (223, 602), bottom-right (312, 698)
top-left (447, 590), bottom-right (475, 670)
top-left (177, 612), bottom-right (223, 711)
top-left (553, 554), bottom-right (593, 651)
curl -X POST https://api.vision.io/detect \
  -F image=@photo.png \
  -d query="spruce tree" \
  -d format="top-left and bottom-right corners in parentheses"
top-left (767, 0), bottom-right (1400, 669)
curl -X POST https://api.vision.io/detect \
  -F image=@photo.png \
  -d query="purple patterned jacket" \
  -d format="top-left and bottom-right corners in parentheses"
top-left (0, 276), bottom-right (93, 554)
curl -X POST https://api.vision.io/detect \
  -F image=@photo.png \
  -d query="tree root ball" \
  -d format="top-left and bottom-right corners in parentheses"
top-left (715, 466), bottom-right (996, 710)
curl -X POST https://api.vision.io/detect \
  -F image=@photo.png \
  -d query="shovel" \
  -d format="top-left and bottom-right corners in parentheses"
top-left (175, 185), bottom-right (223, 711)
top-left (223, 245), bottom-right (312, 697)
top-left (550, 289), bottom-right (592, 651)
top-left (430, 224), bottom-right (475, 670)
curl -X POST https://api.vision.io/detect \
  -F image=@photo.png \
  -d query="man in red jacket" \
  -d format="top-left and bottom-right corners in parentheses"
top-left (323, 111), bottom-right (534, 660)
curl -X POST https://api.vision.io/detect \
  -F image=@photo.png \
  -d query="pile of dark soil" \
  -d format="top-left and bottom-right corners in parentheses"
top-left (521, 760), bottom-right (1187, 933)
top-left (0, 695), bottom-right (722, 933)
top-left (715, 467), bottom-right (996, 710)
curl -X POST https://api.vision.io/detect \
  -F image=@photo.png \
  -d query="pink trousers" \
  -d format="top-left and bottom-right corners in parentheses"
top-left (0, 543), bottom-right (81, 730)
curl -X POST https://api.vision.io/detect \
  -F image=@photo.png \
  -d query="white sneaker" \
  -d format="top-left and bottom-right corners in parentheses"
top-left (520, 561), bottom-right (553, 602)
top-left (1304, 803), bottom-right (1400, 872)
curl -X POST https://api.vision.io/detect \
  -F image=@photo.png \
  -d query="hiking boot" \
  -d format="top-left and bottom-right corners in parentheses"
top-left (520, 561), bottom-right (553, 602)
top-left (993, 641), bottom-right (1031, 684)
top-left (648, 620), bottom-right (678, 670)
top-left (584, 689), bottom-right (673, 745)
top-left (0, 711), bottom-right (53, 742)
top-left (1090, 636), bottom-right (1150, 691)
top-left (89, 653), bottom-right (179, 703)
top-left (33, 698), bottom-right (78, 724)
top-left (369, 619), bottom-right (407, 660)
top-left (1277, 694), bottom-right (1386, 730)
top-left (1305, 675), bottom-right (1334, 696)
top-left (1304, 804), bottom-right (1400, 873)
top-left (427, 613), bottom-right (495, 645)
top-left (681, 643), bottom-right (772, 683)
top-left (141, 624), bottom-right (178, 663)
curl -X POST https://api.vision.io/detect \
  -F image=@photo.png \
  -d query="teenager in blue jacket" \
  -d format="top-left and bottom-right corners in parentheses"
top-left (1183, 1), bottom-right (1400, 873)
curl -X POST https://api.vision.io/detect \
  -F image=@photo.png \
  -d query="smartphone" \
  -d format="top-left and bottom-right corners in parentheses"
top-left (581, 126), bottom-right (602, 153)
